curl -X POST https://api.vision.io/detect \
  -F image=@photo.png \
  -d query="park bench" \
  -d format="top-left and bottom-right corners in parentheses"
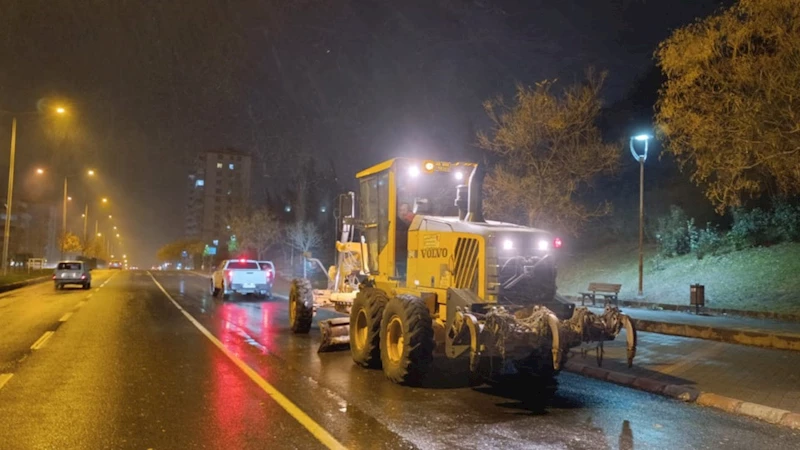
top-left (580, 282), bottom-right (622, 306)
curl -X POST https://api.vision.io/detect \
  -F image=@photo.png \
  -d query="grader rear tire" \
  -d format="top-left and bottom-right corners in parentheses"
top-left (380, 295), bottom-right (434, 385)
top-left (289, 279), bottom-right (314, 334)
top-left (350, 289), bottom-right (387, 368)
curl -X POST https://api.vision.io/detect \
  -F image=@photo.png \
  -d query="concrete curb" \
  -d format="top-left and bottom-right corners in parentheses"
top-left (563, 359), bottom-right (799, 430)
top-left (632, 318), bottom-right (800, 352)
top-left (0, 275), bottom-right (51, 294)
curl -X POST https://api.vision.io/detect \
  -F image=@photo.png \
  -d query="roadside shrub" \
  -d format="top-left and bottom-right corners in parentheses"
top-left (727, 207), bottom-right (769, 250)
top-left (692, 223), bottom-right (723, 259)
top-left (770, 199), bottom-right (800, 242)
top-left (655, 205), bottom-right (692, 257)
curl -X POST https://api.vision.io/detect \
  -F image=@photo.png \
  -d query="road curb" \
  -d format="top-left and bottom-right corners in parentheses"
top-left (632, 318), bottom-right (800, 352)
top-left (564, 359), bottom-right (800, 430)
top-left (0, 275), bottom-right (51, 294)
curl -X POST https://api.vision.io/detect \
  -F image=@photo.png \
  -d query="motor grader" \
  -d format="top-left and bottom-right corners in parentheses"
top-left (287, 158), bottom-right (636, 386)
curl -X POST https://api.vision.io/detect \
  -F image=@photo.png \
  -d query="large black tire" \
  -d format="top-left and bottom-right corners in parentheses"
top-left (380, 295), bottom-right (434, 385)
top-left (289, 279), bottom-right (314, 334)
top-left (349, 288), bottom-right (388, 368)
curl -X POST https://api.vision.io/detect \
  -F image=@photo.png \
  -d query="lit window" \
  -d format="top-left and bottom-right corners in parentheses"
top-left (229, 163), bottom-right (234, 170)
top-left (195, 179), bottom-right (204, 187)
top-left (216, 162), bottom-right (223, 169)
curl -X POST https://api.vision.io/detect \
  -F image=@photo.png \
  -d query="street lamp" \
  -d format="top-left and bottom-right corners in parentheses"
top-left (36, 168), bottom-right (44, 175)
top-left (1, 105), bottom-right (67, 274)
top-left (630, 134), bottom-right (651, 298)
top-left (62, 168), bottom-right (95, 257)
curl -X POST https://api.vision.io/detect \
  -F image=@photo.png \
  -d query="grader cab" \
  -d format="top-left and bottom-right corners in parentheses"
top-left (287, 158), bottom-right (637, 386)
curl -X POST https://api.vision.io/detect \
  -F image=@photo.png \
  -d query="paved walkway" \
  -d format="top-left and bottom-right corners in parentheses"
top-left (573, 329), bottom-right (800, 413)
top-left (584, 305), bottom-right (800, 336)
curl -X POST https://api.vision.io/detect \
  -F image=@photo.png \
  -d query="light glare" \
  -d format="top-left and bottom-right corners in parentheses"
top-left (537, 239), bottom-right (549, 251)
top-left (634, 134), bottom-right (651, 141)
top-left (454, 171), bottom-right (463, 181)
top-left (503, 239), bottom-right (513, 250)
top-left (408, 166), bottom-right (420, 177)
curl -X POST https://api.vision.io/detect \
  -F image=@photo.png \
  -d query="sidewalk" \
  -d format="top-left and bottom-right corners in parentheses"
top-left (576, 303), bottom-right (800, 351)
top-left (566, 328), bottom-right (800, 426)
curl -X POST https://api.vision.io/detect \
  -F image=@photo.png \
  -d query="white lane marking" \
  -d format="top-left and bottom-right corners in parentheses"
top-left (0, 373), bottom-right (13, 390)
top-left (86, 294), bottom-right (93, 299)
top-left (59, 312), bottom-right (73, 322)
top-left (147, 272), bottom-right (345, 450)
top-left (74, 300), bottom-right (87, 309)
top-left (94, 288), bottom-right (100, 292)
top-left (30, 331), bottom-right (55, 350)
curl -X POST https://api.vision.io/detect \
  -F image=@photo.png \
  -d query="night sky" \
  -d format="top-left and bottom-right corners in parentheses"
top-left (0, 0), bottom-right (726, 266)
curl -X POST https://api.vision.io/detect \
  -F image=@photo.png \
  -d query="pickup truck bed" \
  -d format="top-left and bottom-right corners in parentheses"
top-left (213, 260), bottom-right (270, 300)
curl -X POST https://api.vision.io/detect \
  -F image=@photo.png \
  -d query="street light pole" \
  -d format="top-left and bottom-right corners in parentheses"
top-left (61, 176), bottom-right (68, 258)
top-left (2, 117), bottom-right (17, 275)
top-left (630, 135), bottom-right (651, 298)
top-left (83, 203), bottom-right (88, 250)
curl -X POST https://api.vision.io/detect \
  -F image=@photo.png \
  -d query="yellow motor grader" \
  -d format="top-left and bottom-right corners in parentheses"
top-left (288, 158), bottom-right (636, 386)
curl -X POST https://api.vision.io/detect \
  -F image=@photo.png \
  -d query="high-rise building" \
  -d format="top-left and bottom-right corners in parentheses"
top-left (185, 149), bottom-right (252, 247)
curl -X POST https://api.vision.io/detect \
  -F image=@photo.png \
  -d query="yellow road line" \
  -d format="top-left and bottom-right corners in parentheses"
top-left (0, 373), bottom-right (13, 390)
top-left (147, 272), bottom-right (346, 450)
top-left (30, 331), bottom-right (54, 350)
top-left (59, 312), bottom-right (73, 322)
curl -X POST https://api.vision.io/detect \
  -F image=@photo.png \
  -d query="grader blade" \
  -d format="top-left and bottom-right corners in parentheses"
top-left (317, 317), bottom-right (351, 353)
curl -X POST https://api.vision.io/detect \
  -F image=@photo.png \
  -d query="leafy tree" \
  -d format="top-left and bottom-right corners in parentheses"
top-left (477, 69), bottom-right (619, 235)
top-left (156, 239), bottom-right (205, 263)
top-left (655, 0), bottom-right (800, 212)
top-left (84, 237), bottom-right (107, 260)
top-left (229, 206), bottom-right (282, 260)
top-left (59, 232), bottom-right (83, 254)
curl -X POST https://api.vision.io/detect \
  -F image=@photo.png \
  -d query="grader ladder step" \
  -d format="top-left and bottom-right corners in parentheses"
top-left (317, 317), bottom-right (351, 353)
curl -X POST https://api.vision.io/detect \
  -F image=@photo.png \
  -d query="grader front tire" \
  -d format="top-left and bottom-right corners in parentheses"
top-left (350, 289), bottom-right (387, 368)
top-left (380, 295), bottom-right (434, 385)
top-left (289, 279), bottom-right (314, 334)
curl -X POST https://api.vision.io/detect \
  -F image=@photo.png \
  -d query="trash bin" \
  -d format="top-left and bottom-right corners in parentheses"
top-left (690, 284), bottom-right (705, 313)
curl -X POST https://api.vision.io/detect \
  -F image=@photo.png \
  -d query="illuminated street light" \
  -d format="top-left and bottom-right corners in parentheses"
top-left (113, 226), bottom-right (117, 230)
top-left (87, 169), bottom-right (95, 176)
top-left (116, 233), bottom-right (120, 238)
top-left (108, 214), bottom-right (112, 219)
top-left (102, 197), bottom-right (108, 203)
top-left (2, 103), bottom-right (69, 274)
top-left (36, 168), bottom-right (44, 175)
top-left (67, 196), bottom-right (72, 201)
top-left (97, 232), bottom-right (102, 237)
top-left (630, 133), bottom-right (652, 298)
top-left (55, 107), bottom-right (66, 114)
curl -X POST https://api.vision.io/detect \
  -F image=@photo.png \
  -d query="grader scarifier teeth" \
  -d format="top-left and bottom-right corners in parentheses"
top-left (472, 304), bottom-right (638, 372)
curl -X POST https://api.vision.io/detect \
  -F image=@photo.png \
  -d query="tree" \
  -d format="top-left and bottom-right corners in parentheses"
top-left (84, 237), bottom-right (107, 260)
top-left (477, 69), bottom-right (619, 235)
top-left (156, 239), bottom-right (205, 263)
top-left (229, 206), bottom-right (282, 259)
top-left (59, 232), bottom-right (82, 254)
top-left (286, 221), bottom-right (323, 255)
top-left (655, 0), bottom-right (800, 213)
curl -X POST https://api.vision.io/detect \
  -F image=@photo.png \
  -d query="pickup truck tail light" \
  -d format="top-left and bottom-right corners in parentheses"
top-left (265, 269), bottom-right (273, 281)
top-left (553, 237), bottom-right (563, 249)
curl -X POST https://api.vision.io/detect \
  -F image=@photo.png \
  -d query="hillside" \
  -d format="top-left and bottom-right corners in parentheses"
top-left (556, 242), bottom-right (800, 315)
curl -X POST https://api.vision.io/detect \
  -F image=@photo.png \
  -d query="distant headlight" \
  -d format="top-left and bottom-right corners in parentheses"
top-left (503, 239), bottom-right (514, 250)
top-left (537, 239), bottom-right (549, 251)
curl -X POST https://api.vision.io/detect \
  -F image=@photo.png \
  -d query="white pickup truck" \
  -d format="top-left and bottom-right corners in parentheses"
top-left (211, 259), bottom-right (270, 300)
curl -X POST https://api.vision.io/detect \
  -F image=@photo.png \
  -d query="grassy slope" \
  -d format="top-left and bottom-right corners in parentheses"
top-left (556, 242), bottom-right (800, 314)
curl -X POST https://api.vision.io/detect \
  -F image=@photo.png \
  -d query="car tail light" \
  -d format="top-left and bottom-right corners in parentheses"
top-left (266, 269), bottom-right (273, 281)
top-left (52, 274), bottom-right (56, 279)
top-left (226, 270), bottom-right (233, 280)
top-left (81, 274), bottom-right (87, 280)
top-left (553, 237), bottom-right (563, 249)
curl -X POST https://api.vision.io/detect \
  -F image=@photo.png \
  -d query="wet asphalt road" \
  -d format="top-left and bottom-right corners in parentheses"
top-left (0, 270), bottom-right (798, 449)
